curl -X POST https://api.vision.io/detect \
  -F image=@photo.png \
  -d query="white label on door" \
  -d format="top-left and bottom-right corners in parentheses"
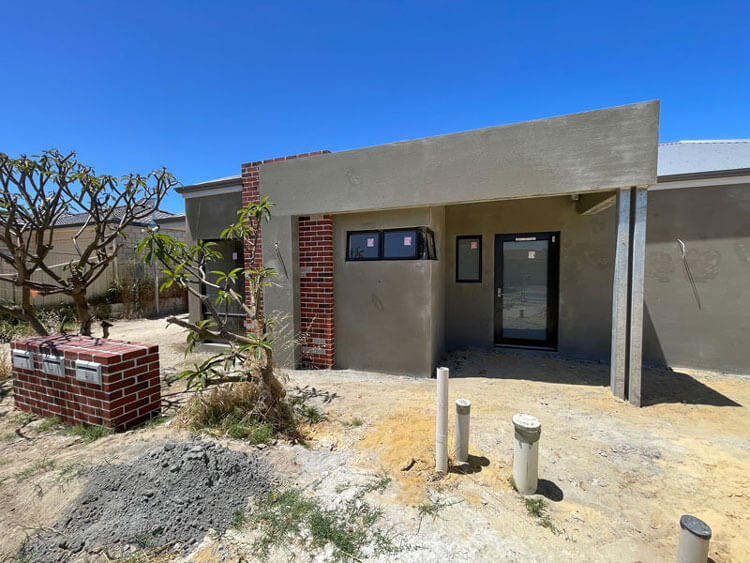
top-left (528, 251), bottom-right (536, 259)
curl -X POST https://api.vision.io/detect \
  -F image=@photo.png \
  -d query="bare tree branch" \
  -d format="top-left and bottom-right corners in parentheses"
top-left (0, 149), bottom-right (179, 336)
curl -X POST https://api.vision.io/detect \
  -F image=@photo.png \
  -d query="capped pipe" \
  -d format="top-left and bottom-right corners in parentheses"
top-left (677, 514), bottom-right (711, 563)
top-left (454, 399), bottom-right (471, 463)
top-left (512, 413), bottom-right (541, 494)
top-left (435, 367), bottom-right (449, 474)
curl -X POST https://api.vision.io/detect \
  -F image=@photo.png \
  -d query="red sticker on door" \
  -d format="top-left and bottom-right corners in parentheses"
top-left (367, 238), bottom-right (375, 247)
top-left (403, 236), bottom-right (412, 246)
top-left (470, 241), bottom-right (478, 249)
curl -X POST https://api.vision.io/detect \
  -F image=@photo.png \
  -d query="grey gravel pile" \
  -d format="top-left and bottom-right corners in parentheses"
top-left (24, 437), bottom-right (270, 562)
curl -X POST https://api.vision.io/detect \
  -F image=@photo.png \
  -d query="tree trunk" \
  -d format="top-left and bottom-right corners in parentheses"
top-left (72, 288), bottom-right (94, 336)
top-left (22, 287), bottom-right (49, 336)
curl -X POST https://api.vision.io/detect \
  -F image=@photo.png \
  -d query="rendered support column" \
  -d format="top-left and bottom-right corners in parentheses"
top-left (628, 188), bottom-right (648, 407)
top-left (610, 189), bottom-right (631, 400)
top-left (435, 367), bottom-right (449, 474)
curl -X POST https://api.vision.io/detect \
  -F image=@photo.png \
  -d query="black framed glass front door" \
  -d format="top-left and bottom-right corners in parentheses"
top-left (494, 232), bottom-right (559, 349)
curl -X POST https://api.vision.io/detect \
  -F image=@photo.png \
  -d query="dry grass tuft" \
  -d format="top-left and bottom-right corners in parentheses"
top-left (0, 347), bottom-right (10, 380)
top-left (179, 382), bottom-right (300, 443)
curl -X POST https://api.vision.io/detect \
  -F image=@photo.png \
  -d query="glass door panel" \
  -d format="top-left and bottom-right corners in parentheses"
top-left (494, 233), bottom-right (559, 348)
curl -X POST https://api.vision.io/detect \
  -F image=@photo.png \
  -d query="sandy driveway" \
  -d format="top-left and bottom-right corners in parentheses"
top-left (0, 316), bottom-right (747, 561)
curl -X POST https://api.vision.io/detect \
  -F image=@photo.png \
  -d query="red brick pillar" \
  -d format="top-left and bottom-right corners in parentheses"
top-left (240, 150), bottom-right (333, 365)
top-left (298, 215), bottom-right (335, 368)
top-left (241, 162), bottom-right (263, 331)
top-left (241, 162), bottom-right (262, 270)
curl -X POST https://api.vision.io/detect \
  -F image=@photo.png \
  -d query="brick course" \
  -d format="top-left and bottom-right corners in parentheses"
top-left (11, 335), bottom-right (160, 430)
top-left (240, 151), bottom-right (335, 368)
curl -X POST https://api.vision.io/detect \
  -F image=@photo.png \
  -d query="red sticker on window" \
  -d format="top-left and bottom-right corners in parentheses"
top-left (403, 236), bottom-right (412, 246)
top-left (367, 238), bottom-right (375, 247)
top-left (470, 241), bottom-right (478, 249)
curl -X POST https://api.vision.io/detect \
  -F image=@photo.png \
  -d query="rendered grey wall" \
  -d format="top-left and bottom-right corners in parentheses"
top-left (259, 102), bottom-right (659, 217)
top-left (261, 215), bottom-right (300, 369)
top-left (644, 184), bottom-right (750, 373)
top-left (444, 196), bottom-right (616, 361)
top-left (333, 207), bottom-right (445, 377)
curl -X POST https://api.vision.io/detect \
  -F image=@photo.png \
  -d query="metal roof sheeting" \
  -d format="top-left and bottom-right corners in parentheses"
top-left (658, 140), bottom-right (750, 177)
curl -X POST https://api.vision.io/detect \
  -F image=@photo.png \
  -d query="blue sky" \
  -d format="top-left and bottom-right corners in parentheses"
top-left (1, 1), bottom-right (748, 212)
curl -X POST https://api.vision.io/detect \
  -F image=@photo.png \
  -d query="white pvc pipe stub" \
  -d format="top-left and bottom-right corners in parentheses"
top-left (454, 398), bottom-right (471, 463)
top-left (677, 514), bottom-right (711, 563)
top-left (512, 413), bottom-right (541, 495)
top-left (435, 367), bottom-right (449, 474)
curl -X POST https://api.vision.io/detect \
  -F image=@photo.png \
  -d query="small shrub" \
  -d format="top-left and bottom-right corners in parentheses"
top-left (249, 487), bottom-right (396, 561)
top-left (35, 415), bottom-right (61, 433)
top-left (12, 412), bottom-right (34, 426)
top-left (142, 414), bottom-right (170, 428)
top-left (231, 508), bottom-right (249, 529)
top-left (523, 497), bottom-right (559, 534)
top-left (363, 474), bottom-right (391, 494)
top-left (343, 417), bottom-right (363, 427)
top-left (133, 533), bottom-right (158, 548)
top-left (300, 405), bottom-right (326, 424)
top-left (61, 424), bottom-right (112, 442)
top-left (15, 458), bottom-right (56, 481)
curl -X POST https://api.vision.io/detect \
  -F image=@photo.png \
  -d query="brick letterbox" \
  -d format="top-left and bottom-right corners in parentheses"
top-left (11, 335), bottom-right (160, 430)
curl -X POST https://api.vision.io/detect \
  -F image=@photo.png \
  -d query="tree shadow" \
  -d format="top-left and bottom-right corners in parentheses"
top-left (289, 385), bottom-right (339, 405)
top-left (449, 454), bottom-right (490, 475)
top-left (536, 478), bottom-right (564, 501)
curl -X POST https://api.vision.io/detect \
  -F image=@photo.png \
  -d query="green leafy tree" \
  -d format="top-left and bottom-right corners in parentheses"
top-left (0, 149), bottom-right (176, 336)
top-left (138, 198), bottom-right (294, 429)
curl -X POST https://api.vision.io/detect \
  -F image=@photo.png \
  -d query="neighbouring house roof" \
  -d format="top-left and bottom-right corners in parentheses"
top-left (177, 174), bottom-right (242, 195)
top-left (54, 206), bottom-right (184, 228)
top-left (180, 139), bottom-right (750, 195)
top-left (657, 140), bottom-right (750, 181)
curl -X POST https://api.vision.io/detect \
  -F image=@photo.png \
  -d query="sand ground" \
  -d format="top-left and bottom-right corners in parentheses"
top-left (0, 316), bottom-right (748, 562)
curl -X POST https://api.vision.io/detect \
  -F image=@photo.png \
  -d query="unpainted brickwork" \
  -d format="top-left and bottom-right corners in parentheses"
top-left (298, 215), bottom-right (335, 367)
top-left (240, 151), bottom-right (335, 368)
top-left (11, 335), bottom-right (160, 430)
top-left (241, 162), bottom-right (263, 332)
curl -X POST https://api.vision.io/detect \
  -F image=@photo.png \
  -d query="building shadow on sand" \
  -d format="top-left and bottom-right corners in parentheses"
top-left (442, 350), bottom-right (741, 408)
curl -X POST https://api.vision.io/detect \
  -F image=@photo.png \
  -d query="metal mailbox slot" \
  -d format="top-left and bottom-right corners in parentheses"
top-left (42, 352), bottom-right (64, 377)
top-left (12, 350), bottom-right (32, 370)
top-left (75, 360), bottom-right (102, 385)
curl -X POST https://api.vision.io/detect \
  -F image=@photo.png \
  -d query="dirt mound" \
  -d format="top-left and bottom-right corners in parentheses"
top-left (23, 438), bottom-right (270, 562)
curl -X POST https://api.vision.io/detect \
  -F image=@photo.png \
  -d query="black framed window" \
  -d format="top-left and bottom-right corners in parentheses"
top-left (456, 235), bottom-right (482, 282)
top-left (383, 229), bottom-right (419, 259)
top-left (347, 231), bottom-right (381, 260)
top-left (346, 227), bottom-right (437, 261)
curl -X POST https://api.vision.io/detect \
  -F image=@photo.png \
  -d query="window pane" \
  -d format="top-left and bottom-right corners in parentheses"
top-left (347, 232), bottom-right (380, 260)
top-left (456, 236), bottom-right (481, 281)
top-left (501, 239), bottom-right (548, 341)
top-left (383, 230), bottom-right (418, 259)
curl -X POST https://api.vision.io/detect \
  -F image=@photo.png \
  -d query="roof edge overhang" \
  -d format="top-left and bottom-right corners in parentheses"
top-left (657, 167), bottom-right (750, 183)
top-left (177, 176), bottom-right (242, 196)
top-left (653, 168), bottom-right (750, 192)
